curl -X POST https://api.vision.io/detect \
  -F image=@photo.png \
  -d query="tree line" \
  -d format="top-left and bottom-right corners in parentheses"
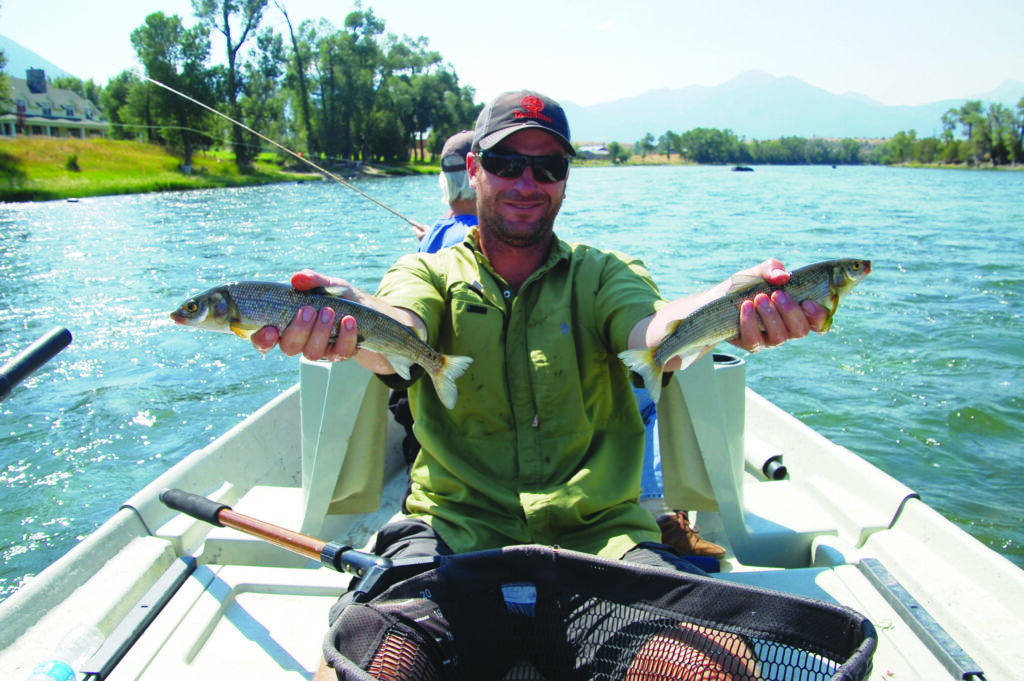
top-left (621, 98), bottom-right (1024, 167)
top-left (6, 0), bottom-right (1023, 172)
top-left (43, 1), bottom-right (479, 171)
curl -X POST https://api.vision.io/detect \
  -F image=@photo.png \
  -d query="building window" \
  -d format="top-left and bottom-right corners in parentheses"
top-left (65, 104), bottom-right (75, 117)
top-left (42, 103), bottom-right (53, 117)
top-left (17, 99), bottom-right (27, 114)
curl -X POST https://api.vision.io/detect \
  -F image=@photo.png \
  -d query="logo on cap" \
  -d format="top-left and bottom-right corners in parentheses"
top-left (515, 95), bottom-right (552, 123)
top-left (520, 96), bottom-right (544, 114)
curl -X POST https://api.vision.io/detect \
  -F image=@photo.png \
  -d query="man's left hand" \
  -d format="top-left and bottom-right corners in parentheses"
top-left (732, 259), bottom-right (828, 352)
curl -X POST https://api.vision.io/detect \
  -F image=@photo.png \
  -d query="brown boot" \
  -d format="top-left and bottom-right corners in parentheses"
top-left (657, 511), bottom-right (726, 558)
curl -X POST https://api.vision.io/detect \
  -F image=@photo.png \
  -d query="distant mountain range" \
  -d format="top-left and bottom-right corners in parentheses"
top-left (4, 33), bottom-right (1021, 143)
top-left (563, 70), bottom-right (1024, 142)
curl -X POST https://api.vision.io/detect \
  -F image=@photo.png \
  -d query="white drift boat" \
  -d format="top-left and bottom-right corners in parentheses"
top-left (2, 353), bottom-right (1022, 680)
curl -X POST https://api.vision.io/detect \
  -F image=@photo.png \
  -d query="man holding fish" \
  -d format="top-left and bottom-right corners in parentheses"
top-left (224, 89), bottom-right (870, 679)
top-left (246, 90), bottom-right (863, 573)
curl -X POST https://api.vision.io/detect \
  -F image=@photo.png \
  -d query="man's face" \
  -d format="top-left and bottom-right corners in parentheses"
top-left (469, 129), bottom-right (568, 249)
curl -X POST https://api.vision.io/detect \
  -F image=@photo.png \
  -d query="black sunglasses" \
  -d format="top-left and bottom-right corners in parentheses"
top-left (479, 149), bottom-right (570, 184)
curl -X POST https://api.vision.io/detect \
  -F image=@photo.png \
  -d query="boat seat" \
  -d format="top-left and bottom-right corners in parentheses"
top-left (658, 353), bottom-right (916, 568)
top-left (296, 357), bottom-right (396, 539)
top-left (167, 359), bottom-right (405, 568)
top-left (658, 354), bottom-right (838, 568)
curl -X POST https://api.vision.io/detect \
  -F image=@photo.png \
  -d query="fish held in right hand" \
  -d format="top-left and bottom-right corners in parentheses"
top-left (170, 280), bottom-right (474, 409)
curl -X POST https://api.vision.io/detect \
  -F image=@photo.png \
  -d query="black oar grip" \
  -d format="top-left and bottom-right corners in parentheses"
top-left (159, 488), bottom-right (230, 526)
top-left (0, 327), bottom-right (73, 402)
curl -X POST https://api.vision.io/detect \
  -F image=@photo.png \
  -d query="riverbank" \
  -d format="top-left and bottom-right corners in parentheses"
top-left (0, 137), bottom-right (327, 202)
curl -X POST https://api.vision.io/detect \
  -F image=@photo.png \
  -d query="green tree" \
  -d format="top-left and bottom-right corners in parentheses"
top-left (913, 137), bottom-right (942, 164)
top-left (50, 75), bottom-right (103, 108)
top-left (805, 138), bottom-right (831, 164)
top-left (1013, 97), bottom-right (1024, 164)
top-left (890, 130), bottom-right (917, 164)
top-left (679, 128), bottom-right (742, 164)
top-left (870, 130), bottom-right (916, 165)
top-left (979, 102), bottom-right (1016, 166)
top-left (635, 132), bottom-right (656, 159)
top-left (131, 12), bottom-right (218, 168)
top-left (192, 0), bottom-right (269, 170)
top-left (606, 141), bottom-right (629, 164)
top-left (100, 70), bottom-right (139, 139)
top-left (0, 46), bottom-right (22, 187)
top-left (837, 138), bottom-right (862, 165)
top-left (276, 1), bottom-right (318, 156)
top-left (658, 130), bottom-right (680, 160)
top-left (0, 47), bottom-right (9, 110)
top-left (956, 100), bottom-right (985, 164)
top-left (940, 139), bottom-right (962, 164)
top-left (300, 8), bottom-right (476, 164)
top-left (421, 73), bottom-right (479, 161)
top-left (236, 27), bottom-right (286, 159)
top-left (957, 101), bottom-right (984, 140)
top-left (940, 109), bottom-right (958, 145)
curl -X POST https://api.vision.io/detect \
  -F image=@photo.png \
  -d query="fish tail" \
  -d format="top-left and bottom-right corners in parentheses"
top-left (618, 348), bottom-right (663, 403)
top-left (428, 354), bottom-right (474, 410)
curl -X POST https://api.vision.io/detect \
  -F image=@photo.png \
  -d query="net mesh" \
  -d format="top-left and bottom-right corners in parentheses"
top-left (325, 545), bottom-right (875, 681)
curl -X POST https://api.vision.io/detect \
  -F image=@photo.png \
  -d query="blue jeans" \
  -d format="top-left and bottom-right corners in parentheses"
top-left (636, 387), bottom-right (663, 501)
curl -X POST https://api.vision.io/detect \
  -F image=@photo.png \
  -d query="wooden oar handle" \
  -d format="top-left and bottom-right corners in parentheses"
top-left (158, 488), bottom-right (392, 596)
top-left (218, 507), bottom-right (326, 561)
top-left (159, 488), bottom-right (326, 560)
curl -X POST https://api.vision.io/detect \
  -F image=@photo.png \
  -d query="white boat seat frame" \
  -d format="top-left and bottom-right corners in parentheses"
top-left (658, 353), bottom-right (916, 568)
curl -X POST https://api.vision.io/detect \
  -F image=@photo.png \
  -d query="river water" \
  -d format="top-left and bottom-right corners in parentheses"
top-left (2, 165), bottom-right (1022, 601)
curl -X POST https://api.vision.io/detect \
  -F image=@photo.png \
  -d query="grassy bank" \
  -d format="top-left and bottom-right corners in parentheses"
top-left (0, 137), bottom-right (323, 202)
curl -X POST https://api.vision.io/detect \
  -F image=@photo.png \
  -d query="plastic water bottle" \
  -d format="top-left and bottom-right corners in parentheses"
top-left (26, 624), bottom-right (104, 681)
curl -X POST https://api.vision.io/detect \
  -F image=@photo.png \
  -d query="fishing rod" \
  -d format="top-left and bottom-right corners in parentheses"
top-left (132, 70), bottom-right (427, 232)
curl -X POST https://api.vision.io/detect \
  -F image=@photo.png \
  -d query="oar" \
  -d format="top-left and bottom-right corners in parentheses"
top-left (0, 326), bottom-right (73, 402)
top-left (158, 488), bottom-right (392, 597)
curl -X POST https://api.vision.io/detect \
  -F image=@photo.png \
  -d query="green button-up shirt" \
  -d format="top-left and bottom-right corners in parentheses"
top-left (376, 228), bottom-right (664, 559)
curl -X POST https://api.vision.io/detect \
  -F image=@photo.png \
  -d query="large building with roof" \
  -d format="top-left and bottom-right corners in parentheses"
top-left (2, 68), bottom-right (106, 138)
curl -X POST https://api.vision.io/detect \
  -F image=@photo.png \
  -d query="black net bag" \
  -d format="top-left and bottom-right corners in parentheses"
top-left (324, 545), bottom-right (876, 681)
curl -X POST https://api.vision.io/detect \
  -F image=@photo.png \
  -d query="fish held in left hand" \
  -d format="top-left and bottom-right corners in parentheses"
top-left (170, 281), bottom-right (473, 409)
top-left (618, 258), bottom-right (871, 403)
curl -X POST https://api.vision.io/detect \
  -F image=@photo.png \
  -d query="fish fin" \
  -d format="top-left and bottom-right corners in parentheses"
top-left (317, 285), bottom-right (347, 297)
top-left (726, 273), bottom-right (765, 295)
top-left (819, 307), bottom-right (837, 333)
top-left (618, 347), bottom-right (663, 404)
top-left (817, 293), bottom-right (839, 332)
top-left (229, 323), bottom-right (256, 339)
top-left (383, 354), bottom-right (414, 380)
top-left (675, 346), bottom-right (708, 372)
top-left (428, 354), bottom-right (474, 410)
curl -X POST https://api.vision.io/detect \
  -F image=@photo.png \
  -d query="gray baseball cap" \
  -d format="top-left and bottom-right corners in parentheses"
top-left (473, 90), bottom-right (575, 156)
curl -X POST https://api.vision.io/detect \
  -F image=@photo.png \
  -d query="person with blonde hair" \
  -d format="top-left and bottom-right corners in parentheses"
top-left (415, 130), bottom-right (478, 252)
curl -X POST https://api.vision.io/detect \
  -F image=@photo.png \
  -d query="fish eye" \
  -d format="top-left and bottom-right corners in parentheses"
top-left (185, 301), bottom-right (198, 313)
top-left (851, 261), bottom-right (862, 271)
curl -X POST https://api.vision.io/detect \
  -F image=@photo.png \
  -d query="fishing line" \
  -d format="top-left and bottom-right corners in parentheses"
top-left (132, 70), bottom-right (426, 231)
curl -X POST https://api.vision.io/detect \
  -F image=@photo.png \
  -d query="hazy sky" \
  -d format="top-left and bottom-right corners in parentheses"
top-left (2, 0), bottom-right (1022, 106)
